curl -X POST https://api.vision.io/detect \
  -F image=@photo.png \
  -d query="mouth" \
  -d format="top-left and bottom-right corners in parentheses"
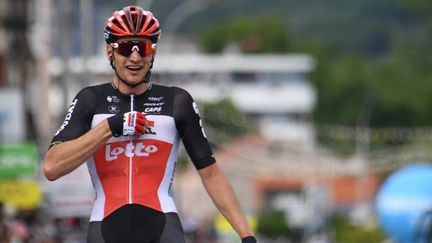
top-left (126, 65), bottom-right (143, 73)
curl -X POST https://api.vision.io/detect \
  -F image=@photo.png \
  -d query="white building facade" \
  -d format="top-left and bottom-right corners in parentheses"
top-left (154, 53), bottom-right (317, 147)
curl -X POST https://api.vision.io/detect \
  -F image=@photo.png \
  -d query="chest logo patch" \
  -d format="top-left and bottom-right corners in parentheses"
top-left (108, 105), bottom-right (120, 114)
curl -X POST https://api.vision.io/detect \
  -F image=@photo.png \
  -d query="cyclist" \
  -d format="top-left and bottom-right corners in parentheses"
top-left (43, 5), bottom-right (256, 243)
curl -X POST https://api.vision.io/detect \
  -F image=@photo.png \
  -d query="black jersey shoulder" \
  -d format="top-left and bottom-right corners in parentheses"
top-left (138, 84), bottom-right (194, 116)
top-left (49, 84), bottom-right (103, 146)
top-left (143, 84), bottom-right (194, 117)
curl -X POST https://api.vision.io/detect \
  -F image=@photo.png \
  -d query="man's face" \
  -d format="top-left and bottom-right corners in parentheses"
top-left (108, 37), bottom-right (155, 85)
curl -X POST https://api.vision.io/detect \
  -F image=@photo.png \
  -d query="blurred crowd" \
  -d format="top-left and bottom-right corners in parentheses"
top-left (0, 204), bottom-right (239, 243)
top-left (0, 204), bottom-right (88, 243)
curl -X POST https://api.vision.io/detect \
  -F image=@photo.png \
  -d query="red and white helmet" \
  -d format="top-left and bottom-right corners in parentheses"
top-left (104, 6), bottom-right (161, 44)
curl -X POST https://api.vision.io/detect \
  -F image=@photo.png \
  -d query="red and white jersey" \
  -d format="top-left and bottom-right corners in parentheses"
top-left (50, 82), bottom-right (215, 221)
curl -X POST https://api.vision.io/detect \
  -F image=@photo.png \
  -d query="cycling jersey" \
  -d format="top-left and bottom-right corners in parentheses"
top-left (50, 82), bottom-right (215, 221)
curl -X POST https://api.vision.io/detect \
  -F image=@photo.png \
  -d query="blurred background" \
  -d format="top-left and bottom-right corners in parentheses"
top-left (1, 0), bottom-right (432, 242)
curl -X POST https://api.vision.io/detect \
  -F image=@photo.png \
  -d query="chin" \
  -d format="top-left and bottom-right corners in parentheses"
top-left (126, 75), bottom-right (145, 82)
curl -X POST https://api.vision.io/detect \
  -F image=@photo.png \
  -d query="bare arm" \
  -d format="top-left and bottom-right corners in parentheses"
top-left (43, 119), bottom-right (112, 181)
top-left (198, 163), bottom-right (254, 238)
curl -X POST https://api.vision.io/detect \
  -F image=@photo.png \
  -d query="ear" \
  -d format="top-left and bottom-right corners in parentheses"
top-left (151, 44), bottom-right (157, 55)
top-left (106, 44), bottom-right (113, 60)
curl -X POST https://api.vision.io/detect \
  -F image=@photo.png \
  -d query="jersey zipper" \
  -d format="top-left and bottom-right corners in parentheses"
top-left (129, 94), bottom-right (134, 204)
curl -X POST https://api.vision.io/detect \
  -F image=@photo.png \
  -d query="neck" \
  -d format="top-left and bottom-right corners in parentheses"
top-left (112, 76), bottom-right (151, 95)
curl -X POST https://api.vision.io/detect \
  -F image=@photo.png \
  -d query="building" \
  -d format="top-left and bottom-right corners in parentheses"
top-left (153, 53), bottom-right (316, 147)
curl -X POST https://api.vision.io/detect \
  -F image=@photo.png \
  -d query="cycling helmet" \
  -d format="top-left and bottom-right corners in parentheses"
top-left (104, 6), bottom-right (161, 44)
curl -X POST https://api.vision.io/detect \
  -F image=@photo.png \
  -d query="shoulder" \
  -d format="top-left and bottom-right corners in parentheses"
top-left (171, 86), bottom-right (192, 100)
top-left (150, 84), bottom-right (193, 100)
top-left (86, 82), bottom-right (112, 94)
top-left (151, 83), bottom-right (185, 92)
top-left (71, 83), bottom-right (114, 107)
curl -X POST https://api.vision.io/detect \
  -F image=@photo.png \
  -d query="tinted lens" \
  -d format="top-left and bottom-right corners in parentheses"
top-left (115, 40), bottom-right (151, 57)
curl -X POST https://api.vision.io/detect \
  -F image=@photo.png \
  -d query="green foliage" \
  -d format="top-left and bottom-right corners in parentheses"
top-left (369, 43), bottom-right (432, 127)
top-left (191, 0), bottom-right (421, 57)
top-left (312, 56), bottom-right (374, 126)
top-left (195, 1), bottom-right (432, 129)
top-left (200, 99), bottom-right (251, 146)
top-left (402, 0), bottom-right (432, 16)
top-left (200, 14), bottom-right (291, 53)
top-left (193, 0), bottom-right (432, 130)
top-left (312, 37), bottom-right (432, 128)
top-left (332, 216), bottom-right (386, 243)
top-left (369, 58), bottom-right (432, 127)
top-left (176, 99), bottom-right (251, 167)
top-left (199, 25), bottom-right (228, 53)
top-left (256, 209), bottom-right (292, 238)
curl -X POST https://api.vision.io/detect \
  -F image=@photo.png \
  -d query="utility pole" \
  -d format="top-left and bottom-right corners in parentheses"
top-left (353, 94), bottom-right (375, 224)
top-left (0, 0), bottom-right (5, 88)
top-left (4, 0), bottom-right (36, 141)
top-left (59, 0), bottom-right (73, 116)
top-left (37, 0), bottom-right (52, 149)
top-left (80, 0), bottom-right (93, 86)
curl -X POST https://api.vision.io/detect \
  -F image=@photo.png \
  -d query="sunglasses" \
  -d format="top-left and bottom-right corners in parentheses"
top-left (111, 40), bottom-right (154, 57)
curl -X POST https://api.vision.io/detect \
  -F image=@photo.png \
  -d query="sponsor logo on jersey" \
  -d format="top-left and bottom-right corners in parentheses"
top-left (54, 99), bottom-right (78, 136)
top-left (108, 105), bottom-right (120, 114)
top-left (107, 96), bottom-right (120, 103)
top-left (144, 107), bottom-right (162, 113)
top-left (143, 102), bottom-right (165, 107)
top-left (105, 142), bottom-right (158, 161)
top-left (145, 126), bottom-right (156, 135)
top-left (192, 102), bottom-right (207, 138)
top-left (148, 96), bottom-right (164, 102)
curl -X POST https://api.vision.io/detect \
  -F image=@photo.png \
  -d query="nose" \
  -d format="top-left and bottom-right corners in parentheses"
top-left (129, 49), bottom-right (142, 61)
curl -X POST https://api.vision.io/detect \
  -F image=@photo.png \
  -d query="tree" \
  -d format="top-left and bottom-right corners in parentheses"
top-left (177, 99), bottom-right (252, 168)
top-left (199, 14), bottom-right (291, 53)
top-left (200, 99), bottom-right (251, 147)
top-left (257, 209), bottom-right (292, 239)
top-left (312, 56), bottom-right (374, 126)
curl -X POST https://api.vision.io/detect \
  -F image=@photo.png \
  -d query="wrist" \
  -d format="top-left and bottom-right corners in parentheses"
top-left (242, 236), bottom-right (257, 243)
top-left (107, 114), bottom-right (123, 137)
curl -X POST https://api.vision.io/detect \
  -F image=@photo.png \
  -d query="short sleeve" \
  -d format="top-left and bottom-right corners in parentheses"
top-left (173, 87), bottom-right (215, 170)
top-left (49, 87), bottom-right (96, 148)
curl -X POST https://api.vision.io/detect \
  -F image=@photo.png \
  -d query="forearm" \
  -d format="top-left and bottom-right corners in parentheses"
top-left (199, 163), bottom-right (254, 238)
top-left (43, 120), bottom-right (112, 181)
